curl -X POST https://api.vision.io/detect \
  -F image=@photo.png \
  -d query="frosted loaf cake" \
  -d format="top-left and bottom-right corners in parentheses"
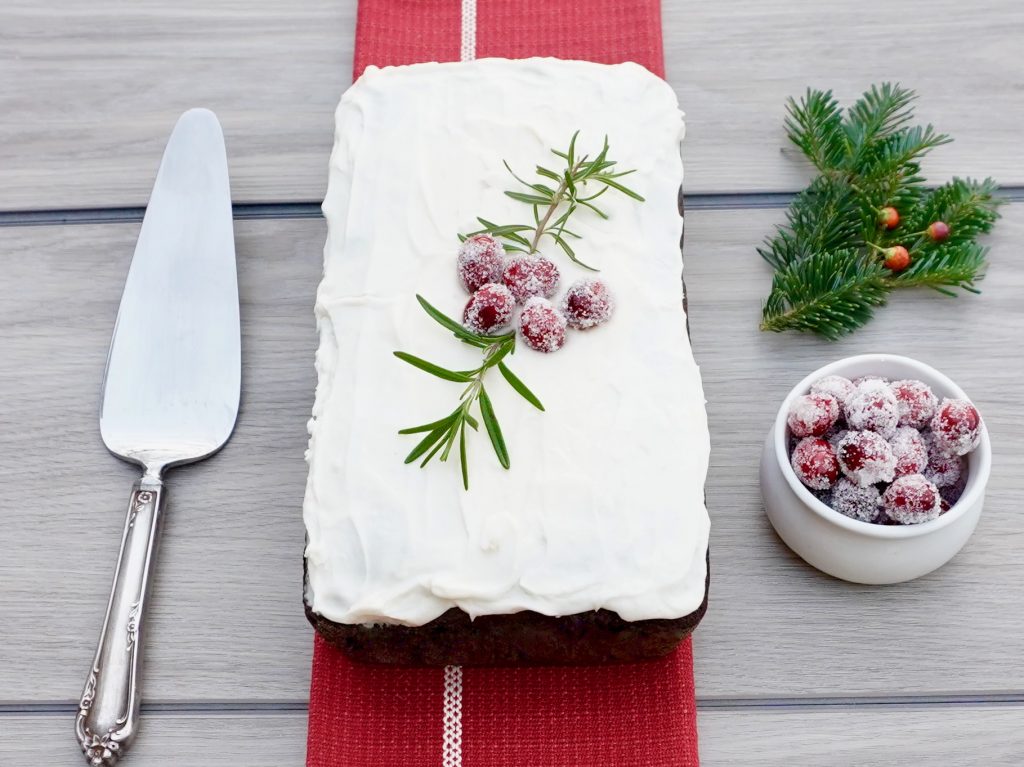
top-left (303, 58), bottom-right (711, 664)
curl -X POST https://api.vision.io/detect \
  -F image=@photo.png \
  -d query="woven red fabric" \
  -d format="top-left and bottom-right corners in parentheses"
top-left (308, 635), bottom-right (699, 767)
top-left (353, 0), bottom-right (664, 79)
top-left (312, 3), bottom-right (698, 765)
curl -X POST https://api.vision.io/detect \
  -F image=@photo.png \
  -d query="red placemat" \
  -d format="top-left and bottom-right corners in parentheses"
top-left (311, 2), bottom-right (698, 765)
top-left (353, 0), bottom-right (665, 79)
top-left (308, 635), bottom-right (699, 767)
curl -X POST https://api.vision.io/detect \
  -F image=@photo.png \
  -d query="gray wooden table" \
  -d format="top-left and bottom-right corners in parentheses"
top-left (2, 1), bottom-right (1023, 764)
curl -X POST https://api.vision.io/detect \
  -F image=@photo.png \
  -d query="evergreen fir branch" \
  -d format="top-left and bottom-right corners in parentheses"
top-left (857, 125), bottom-right (951, 185)
top-left (760, 250), bottom-right (890, 340)
top-left (785, 89), bottom-right (845, 172)
top-left (843, 83), bottom-right (918, 167)
top-left (904, 177), bottom-right (1002, 247)
top-left (760, 82), bottom-right (1000, 339)
top-left (758, 176), bottom-right (861, 270)
top-left (889, 242), bottom-right (988, 293)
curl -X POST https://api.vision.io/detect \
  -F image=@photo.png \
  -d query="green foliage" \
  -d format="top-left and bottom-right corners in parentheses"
top-left (466, 131), bottom-right (644, 271)
top-left (762, 83), bottom-right (1001, 338)
top-left (761, 250), bottom-right (890, 340)
top-left (395, 296), bottom-right (544, 490)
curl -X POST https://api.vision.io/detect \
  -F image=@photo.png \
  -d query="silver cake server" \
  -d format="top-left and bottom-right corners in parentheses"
top-left (76, 108), bottom-right (240, 767)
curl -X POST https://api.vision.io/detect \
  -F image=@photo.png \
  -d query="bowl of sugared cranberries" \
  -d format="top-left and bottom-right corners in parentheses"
top-left (760, 354), bottom-right (990, 585)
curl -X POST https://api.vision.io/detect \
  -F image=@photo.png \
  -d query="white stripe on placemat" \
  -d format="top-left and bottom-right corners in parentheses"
top-left (460, 0), bottom-right (476, 61)
top-left (442, 665), bottom-right (464, 766)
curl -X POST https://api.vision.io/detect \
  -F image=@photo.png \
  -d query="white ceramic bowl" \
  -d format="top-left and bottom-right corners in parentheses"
top-left (760, 354), bottom-right (991, 584)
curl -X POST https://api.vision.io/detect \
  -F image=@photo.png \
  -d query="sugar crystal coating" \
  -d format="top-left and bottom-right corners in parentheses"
top-left (939, 474), bottom-right (967, 509)
top-left (845, 381), bottom-right (899, 438)
top-left (560, 278), bottom-right (615, 330)
top-left (930, 398), bottom-right (982, 456)
top-left (830, 478), bottom-right (883, 522)
top-left (811, 375), bottom-right (855, 406)
top-left (924, 439), bottom-right (966, 488)
top-left (518, 297), bottom-right (567, 353)
top-left (462, 283), bottom-right (515, 334)
top-left (457, 234), bottom-right (506, 293)
top-left (890, 379), bottom-right (939, 428)
top-left (852, 375), bottom-right (889, 388)
top-left (787, 393), bottom-right (841, 438)
top-left (890, 426), bottom-right (928, 477)
top-left (501, 255), bottom-right (560, 303)
top-left (836, 430), bottom-right (896, 486)
top-left (790, 437), bottom-right (840, 490)
top-left (882, 474), bottom-right (941, 524)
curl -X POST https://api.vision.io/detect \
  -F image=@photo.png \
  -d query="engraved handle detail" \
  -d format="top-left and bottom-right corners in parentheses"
top-left (77, 478), bottom-right (164, 766)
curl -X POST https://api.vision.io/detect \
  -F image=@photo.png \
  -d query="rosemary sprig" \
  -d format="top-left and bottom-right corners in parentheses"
top-left (395, 296), bottom-right (545, 489)
top-left (464, 131), bottom-right (644, 271)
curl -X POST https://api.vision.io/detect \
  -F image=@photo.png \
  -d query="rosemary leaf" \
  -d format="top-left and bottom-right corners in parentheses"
top-left (506, 191), bottom-right (553, 206)
top-left (459, 422), bottom-right (469, 490)
top-left (498, 362), bottom-right (545, 411)
top-left (398, 411), bottom-right (458, 435)
top-left (415, 295), bottom-right (501, 345)
top-left (478, 386), bottom-right (510, 469)
top-left (405, 424), bottom-right (449, 464)
top-left (393, 352), bottom-right (474, 383)
top-left (595, 176), bottom-right (645, 201)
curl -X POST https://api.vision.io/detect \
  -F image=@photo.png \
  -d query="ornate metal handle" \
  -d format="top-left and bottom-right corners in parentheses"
top-left (77, 476), bottom-right (164, 766)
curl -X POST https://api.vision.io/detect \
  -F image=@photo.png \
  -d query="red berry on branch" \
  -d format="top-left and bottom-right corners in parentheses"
top-left (927, 221), bottom-right (951, 242)
top-left (883, 245), bottom-right (910, 272)
top-left (518, 297), bottom-right (567, 353)
top-left (457, 235), bottom-right (506, 293)
top-left (462, 283), bottom-right (514, 335)
top-left (879, 206), bottom-right (900, 229)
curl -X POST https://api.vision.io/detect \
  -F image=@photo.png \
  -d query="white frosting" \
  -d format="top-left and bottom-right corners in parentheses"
top-left (304, 58), bottom-right (710, 627)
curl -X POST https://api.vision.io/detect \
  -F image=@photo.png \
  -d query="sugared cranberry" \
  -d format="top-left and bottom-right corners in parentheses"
top-left (560, 278), bottom-right (615, 330)
top-left (457, 235), bottom-right (505, 293)
top-left (923, 441), bottom-right (965, 488)
top-left (501, 255), bottom-right (560, 303)
top-left (830, 477), bottom-right (882, 522)
top-left (790, 437), bottom-right (840, 490)
top-left (889, 379), bottom-right (938, 428)
top-left (930, 398), bottom-right (982, 456)
top-left (518, 297), bottom-right (567, 353)
top-left (845, 381), bottom-right (899, 438)
top-left (811, 375), bottom-right (855, 407)
top-left (836, 431), bottom-right (896, 487)
top-left (827, 428), bottom-right (850, 448)
top-left (787, 393), bottom-right (840, 438)
top-left (462, 283), bottom-right (514, 335)
top-left (882, 474), bottom-right (941, 525)
top-left (940, 475), bottom-right (967, 509)
top-left (890, 426), bottom-right (928, 477)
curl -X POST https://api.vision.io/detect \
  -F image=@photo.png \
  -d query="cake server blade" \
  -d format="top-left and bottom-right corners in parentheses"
top-left (77, 108), bottom-right (240, 767)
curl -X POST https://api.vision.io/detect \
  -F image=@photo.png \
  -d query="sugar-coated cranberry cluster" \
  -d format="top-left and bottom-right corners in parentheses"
top-left (787, 374), bottom-right (982, 525)
top-left (456, 234), bottom-right (615, 351)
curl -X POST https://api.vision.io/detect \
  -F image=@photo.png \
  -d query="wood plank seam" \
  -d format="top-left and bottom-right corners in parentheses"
top-left (4, 692), bottom-right (1024, 718)
top-left (3, 188), bottom-right (1024, 228)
